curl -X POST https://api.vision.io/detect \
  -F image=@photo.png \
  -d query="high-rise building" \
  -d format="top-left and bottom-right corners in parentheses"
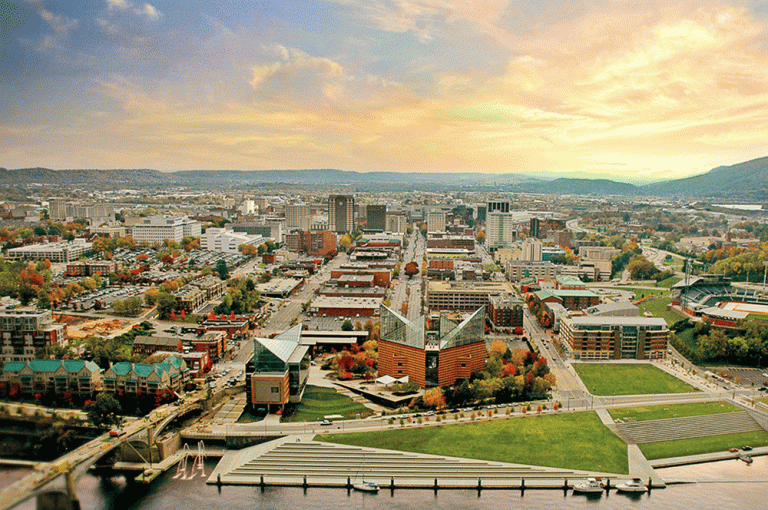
top-left (329, 195), bottom-right (355, 233)
top-left (286, 204), bottom-right (312, 231)
top-left (487, 200), bottom-right (510, 214)
top-left (486, 212), bottom-right (517, 249)
top-left (530, 218), bottom-right (541, 238)
top-left (366, 205), bottom-right (387, 232)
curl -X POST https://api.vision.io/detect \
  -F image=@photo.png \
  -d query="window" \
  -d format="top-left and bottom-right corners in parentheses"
top-left (397, 362), bottom-right (403, 367)
top-left (271, 387), bottom-right (279, 393)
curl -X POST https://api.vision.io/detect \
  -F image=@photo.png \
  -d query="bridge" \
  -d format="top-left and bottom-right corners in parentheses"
top-left (0, 398), bottom-right (204, 510)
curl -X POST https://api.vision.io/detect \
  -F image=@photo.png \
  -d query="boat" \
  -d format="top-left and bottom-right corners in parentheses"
top-left (572, 478), bottom-right (604, 494)
top-left (615, 478), bottom-right (648, 493)
top-left (135, 469), bottom-right (161, 485)
top-left (352, 452), bottom-right (379, 493)
top-left (353, 481), bottom-right (380, 493)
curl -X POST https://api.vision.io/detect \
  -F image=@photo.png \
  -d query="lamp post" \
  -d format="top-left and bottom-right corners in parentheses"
top-left (763, 261), bottom-right (768, 292)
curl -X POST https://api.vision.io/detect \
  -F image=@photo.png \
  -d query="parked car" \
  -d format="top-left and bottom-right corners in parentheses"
top-left (320, 419), bottom-right (332, 426)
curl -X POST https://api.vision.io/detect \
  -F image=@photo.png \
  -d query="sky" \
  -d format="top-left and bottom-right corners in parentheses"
top-left (2, 0), bottom-right (768, 182)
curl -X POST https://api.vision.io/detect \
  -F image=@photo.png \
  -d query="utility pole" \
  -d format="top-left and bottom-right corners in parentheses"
top-left (763, 261), bottom-right (768, 292)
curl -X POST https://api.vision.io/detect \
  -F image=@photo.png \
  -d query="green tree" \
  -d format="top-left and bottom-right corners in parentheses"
top-left (341, 320), bottom-right (354, 331)
top-left (156, 292), bottom-right (178, 320)
top-left (86, 392), bottom-right (123, 429)
top-left (216, 259), bottom-right (229, 280)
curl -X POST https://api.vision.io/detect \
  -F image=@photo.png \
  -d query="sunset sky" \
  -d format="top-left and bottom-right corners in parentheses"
top-left (2, 0), bottom-right (768, 181)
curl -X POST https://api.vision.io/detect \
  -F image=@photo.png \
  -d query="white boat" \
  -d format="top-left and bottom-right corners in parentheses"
top-left (615, 478), bottom-right (648, 493)
top-left (353, 481), bottom-right (379, 493)
top-left (572, 478), bottom-right (604, 494)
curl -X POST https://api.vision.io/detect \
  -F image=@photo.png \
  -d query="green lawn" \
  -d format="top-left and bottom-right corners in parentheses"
top-left (637, 295), bottom-right (686, 326)
top-left (608, 402), bottom-right (738, 422)
top-left (573, 363), bottom-right (697, 396)
top-left (639, 431), bottom-right (768, 460)
top-left (617, 287), bottom-right (667, 297)
top-left (319, 411), bottom-right (629, 474)
top-left (656, 276), bottom-right (682, 288)
top-left (282, 385), bottom-right (375, 422)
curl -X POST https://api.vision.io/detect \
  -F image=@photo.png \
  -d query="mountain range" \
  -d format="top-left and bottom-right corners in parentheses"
top-left (2, 155), bottom-right (767, 200)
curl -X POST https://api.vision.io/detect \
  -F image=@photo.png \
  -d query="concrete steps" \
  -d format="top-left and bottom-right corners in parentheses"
top-left (210, 440), bottom-right (619, 488)
top-left (613, 412), bottom-right (762, 444)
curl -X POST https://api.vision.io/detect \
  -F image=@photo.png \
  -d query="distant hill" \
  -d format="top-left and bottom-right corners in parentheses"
top-left (2, 155), bottom-right (768, 200)
top-left (0, 168), bottom-right (170, 187)
top-left (645, 156), bottom-right (768, 200)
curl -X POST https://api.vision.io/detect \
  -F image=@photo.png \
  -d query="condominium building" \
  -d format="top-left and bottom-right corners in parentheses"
top-left (1, 359), bottom-right (101, 398)
top-left (102, 356), bottom-right (189, 394)
top-left (329, 195), bottom-right (355, 233)
top-left (0, 309), bottom-right (67, 362)
top-left (560, 316), bottom-right (669, 360)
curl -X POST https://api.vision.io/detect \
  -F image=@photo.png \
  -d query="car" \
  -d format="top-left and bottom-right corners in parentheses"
top-left (742, 446), bottom-right (753, 451)
top-left (108, 429), bottom-right (126, 437)
top-left (320, 419), bottom-right (333, 426)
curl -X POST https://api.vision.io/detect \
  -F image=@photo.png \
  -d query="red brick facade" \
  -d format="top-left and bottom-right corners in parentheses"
top-left (378, 340), bottom-right (426, 387)
top-left (437, 341), bottom-right (486, 386)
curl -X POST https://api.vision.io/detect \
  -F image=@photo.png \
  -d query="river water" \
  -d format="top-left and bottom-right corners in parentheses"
top-left (5, 455), bottom-right (768, 509)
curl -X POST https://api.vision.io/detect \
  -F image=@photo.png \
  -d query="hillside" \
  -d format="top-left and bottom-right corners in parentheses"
top-left (0, 168), bottom-right (171, 187)
top-left (645, 156), bottom-right (768, 200)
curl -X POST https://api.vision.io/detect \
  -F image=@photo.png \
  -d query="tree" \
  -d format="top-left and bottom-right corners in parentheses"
top-left (341, 320), bottom-right (354, 331)
top-left (423, 387), bottom-right (446, 408)
top-left (216, 259), bottom-right (229, 280)
top-left (156, 292), bottom-right (177, 320)
top-left (404, 261), bottom-right (419, 278)
top-left (86, 392), bottom-right (123, 429)
top-left (476, 231), bottom-right (485, 245)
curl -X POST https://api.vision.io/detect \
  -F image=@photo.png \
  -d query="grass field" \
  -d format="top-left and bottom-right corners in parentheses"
top-left (319, 411), bottom-right (629, 474)
top-left (656, 276), bottom-right (682, 288)
top-left (639, 431), bottom-right (768, 460)
top-left (637, 295), bottom-right (686, 326)
top-left (282, 385), bottom-right (375, 422)
top-left (607, 402), bottom-right (738, 422)
top-left (573, 363), bottom-right (697, 396)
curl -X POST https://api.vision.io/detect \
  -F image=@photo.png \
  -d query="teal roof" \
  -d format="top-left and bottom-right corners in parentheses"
top-left (3, 361), bottom-right (27, 373)
top-left (3, 360), bottom-right (99, 375)
top-left (110, 362), bottom-right (133, 376)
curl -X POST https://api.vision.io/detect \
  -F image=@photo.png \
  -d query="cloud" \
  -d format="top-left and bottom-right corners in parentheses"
top-left (104, 0), bottom-right (161, 21)
top-left (326, 0), bottom-right (510, 42)
top-left (18, 3), bottom-right (79, 52)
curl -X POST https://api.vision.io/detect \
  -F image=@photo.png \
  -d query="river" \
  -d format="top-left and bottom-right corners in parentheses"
top-left (4, 455), bottom-right (768, 509)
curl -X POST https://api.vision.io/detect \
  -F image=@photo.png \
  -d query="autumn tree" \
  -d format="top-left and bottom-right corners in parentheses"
top-left (404, 261), bottom-right (419, 278)
top-left (423, 387), bottom-right (446, 408)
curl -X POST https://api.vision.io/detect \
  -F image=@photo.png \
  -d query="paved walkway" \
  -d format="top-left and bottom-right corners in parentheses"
top-left (627, 445), bottom-right (665, 487)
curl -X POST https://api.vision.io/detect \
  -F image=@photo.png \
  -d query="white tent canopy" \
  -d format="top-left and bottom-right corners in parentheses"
top-left (376, 375), bottom-right (409, 385)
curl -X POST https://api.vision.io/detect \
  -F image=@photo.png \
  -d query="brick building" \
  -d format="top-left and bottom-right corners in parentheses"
top-left (487, 294), bottom-right (524, 329)
top-left (132, 335), bottom-right (183, 357)
top-left (378, 306), bottom-right (486, 388)
top-left (285, 230), bottom-right (336, 256)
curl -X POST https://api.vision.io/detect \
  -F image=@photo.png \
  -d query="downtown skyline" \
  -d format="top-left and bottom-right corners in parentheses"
top-left (3, 0), bottom-right (768, 181)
